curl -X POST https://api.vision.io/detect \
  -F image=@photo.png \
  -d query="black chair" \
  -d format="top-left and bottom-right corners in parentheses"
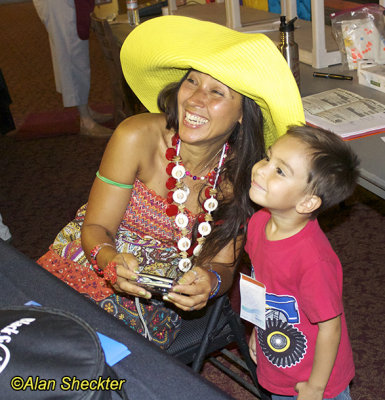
top-left (0, 68), bottom-right (16, 135)
top-left (167, 293), bottom-right (262, 398)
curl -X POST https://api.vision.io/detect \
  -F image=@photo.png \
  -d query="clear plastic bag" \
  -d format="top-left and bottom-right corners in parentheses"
top-left (331, 4), bottom-right (385, 70)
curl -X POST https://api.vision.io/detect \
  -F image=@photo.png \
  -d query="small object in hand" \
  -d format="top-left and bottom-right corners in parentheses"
top-left (136, 273), bottom-right (175, 295)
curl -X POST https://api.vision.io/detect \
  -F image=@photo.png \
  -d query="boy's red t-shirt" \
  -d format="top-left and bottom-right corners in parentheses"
top-left (245, 209), bottom-right (355, 398)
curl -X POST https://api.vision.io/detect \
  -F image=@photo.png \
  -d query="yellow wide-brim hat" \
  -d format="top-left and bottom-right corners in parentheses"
top-left (120, 15), bottom-right (305, 147)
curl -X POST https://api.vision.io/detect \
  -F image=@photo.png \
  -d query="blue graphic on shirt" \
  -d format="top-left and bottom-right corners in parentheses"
top-left (258, 293), bottom-right (307, 369)
top-left (266, 293), bottom-right (300, 324)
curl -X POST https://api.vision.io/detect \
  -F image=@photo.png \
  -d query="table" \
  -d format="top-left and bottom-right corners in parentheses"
top-left (300, 63), bottom-right (385, 200)
top-left (110, 16), bottom-right (385, 200)
top-left (0, 241), bottom-right (231, 400)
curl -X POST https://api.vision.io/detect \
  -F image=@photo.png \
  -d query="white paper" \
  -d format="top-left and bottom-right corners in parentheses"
top-left (302, 88), bottom-right (385, 138)
top-left (239, 273), bottom-right (266, 330)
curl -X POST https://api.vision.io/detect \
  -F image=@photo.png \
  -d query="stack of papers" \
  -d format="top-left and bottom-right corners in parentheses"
top-left (302, 88), bottom-right (385, 139)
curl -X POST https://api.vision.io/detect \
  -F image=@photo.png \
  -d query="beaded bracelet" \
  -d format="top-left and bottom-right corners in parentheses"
top-left (90, 243), bottom-right (115, 265)
top-left (208, 269), bottom-right (221, 299)
top-left (93, 261), bottom-right (118, 285)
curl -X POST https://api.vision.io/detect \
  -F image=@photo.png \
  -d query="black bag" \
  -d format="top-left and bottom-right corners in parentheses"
top-left (0, 306), bottom-right (128, 399)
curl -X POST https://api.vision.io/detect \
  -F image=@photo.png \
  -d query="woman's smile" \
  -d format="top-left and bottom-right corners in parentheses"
top-left (183, 111), bottom-right (209, 128)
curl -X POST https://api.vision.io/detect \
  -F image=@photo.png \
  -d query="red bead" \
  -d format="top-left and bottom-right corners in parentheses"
top-left (166, 177), bottom-right (177, 190)
top-left (166, 204), bottom-right (178, 217)
top-left (204, 187), bottom-right (211, 198)
top-left (166, 162), bottom-right (175, 176)
top-left (166, 148), bottom-right (177, 161)
top-left (208, 175), bottom-right (216, 185)
top-left (167, 191), bottom-right (174, 204)
top-left (187, 246), bottom-right (194, 257)
top-left (198, 213), bottom-right (206, 223)
top-left (172, 134), bottom-right (179, 146)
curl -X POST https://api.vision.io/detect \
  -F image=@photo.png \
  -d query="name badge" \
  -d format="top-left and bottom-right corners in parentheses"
top-left (239, 273), bottom-right (266, 330)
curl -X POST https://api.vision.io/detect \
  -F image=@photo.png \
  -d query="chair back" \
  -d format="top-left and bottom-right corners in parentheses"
top-left (167, 294), bottom-right (262, 398)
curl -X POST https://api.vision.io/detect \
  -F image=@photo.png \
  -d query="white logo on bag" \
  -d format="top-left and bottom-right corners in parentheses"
top-left (0, 318), bottom-right (36, 374)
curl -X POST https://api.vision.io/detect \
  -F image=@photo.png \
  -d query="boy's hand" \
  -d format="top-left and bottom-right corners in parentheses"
top-left (295, 316), bottom-right (341, 400)
top-left (295, 381), bottom-right (324, 400)
top-left (248, 327), bottom-right (257, 364)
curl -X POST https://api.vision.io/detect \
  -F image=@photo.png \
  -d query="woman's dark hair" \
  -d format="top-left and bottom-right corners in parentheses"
top-left (157, 70), bottom-right (265, 269)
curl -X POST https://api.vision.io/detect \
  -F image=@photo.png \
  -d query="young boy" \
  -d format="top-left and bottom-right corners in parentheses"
top-left (245, 125), bottom-right (360, 400)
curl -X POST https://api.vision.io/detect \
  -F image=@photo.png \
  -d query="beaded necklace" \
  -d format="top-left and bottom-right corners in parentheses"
top-left (165, 133), bottom-right (229, 272)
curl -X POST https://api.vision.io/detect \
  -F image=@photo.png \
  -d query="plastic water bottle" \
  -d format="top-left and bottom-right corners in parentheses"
top-left (277, 16), bottom-right (300, 87)
top-left (126, 0), bottom-right (140, 27)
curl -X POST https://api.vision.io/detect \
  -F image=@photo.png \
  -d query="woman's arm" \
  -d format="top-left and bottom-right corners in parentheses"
top-left (295, 315), bottom-right (341, 400)
top-left (81, 115), bottom-right (160, 299)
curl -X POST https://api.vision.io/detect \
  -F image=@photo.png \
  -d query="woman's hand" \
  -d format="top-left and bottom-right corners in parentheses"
top-left (109, 253), bottom-right (152, 299)
top-left (163, 267), bottom-right (214, 311)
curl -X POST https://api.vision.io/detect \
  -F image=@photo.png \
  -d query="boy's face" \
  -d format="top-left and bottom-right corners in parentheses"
top-left (249, 134), bottom-right (312, 212)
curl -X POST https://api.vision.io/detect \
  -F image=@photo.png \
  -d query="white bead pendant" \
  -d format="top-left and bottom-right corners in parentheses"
top-left (178, 257), bottom-right (192, 272)
top-left (204, 197), bottom-right (218, 212)
top-left (177, 237), bottom-right (191, 252)
top-left (193, 243), bottom-right (203, 256)
top-left (198, 221), bottom-right (212, 237)
top-left (175, 213), bottom-right (189, 229)
top-left (173, 189), bottom-right (188, 204)
top-left (171, 165), bottom-right (185, 180)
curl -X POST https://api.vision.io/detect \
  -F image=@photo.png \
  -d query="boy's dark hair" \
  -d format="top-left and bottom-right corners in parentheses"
top-left (286, 125), bottom-right (360, 218)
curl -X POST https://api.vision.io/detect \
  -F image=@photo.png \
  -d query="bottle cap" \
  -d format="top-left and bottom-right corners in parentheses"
top-left (279, 16), bottom-right (297, 32)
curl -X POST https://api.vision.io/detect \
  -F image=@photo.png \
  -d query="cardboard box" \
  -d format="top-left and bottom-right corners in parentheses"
top-left (358, 61), bottom-right (385, 94)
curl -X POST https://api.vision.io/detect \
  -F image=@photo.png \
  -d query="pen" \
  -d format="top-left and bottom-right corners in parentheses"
top-left (313, 72), bottom-right (353, 80)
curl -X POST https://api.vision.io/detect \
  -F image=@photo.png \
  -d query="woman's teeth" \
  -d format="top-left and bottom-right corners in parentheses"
top-left (185, 111), bottom-right (208, 126)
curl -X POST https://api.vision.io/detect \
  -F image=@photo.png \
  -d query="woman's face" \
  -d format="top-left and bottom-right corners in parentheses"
top-left (177, 70), bottom-right (243, 145)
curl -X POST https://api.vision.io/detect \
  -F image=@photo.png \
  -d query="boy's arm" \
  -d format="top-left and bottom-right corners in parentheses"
top-left (295, 315), bottom-right (341, 400)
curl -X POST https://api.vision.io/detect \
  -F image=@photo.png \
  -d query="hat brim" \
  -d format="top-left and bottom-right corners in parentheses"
top-left (120, 16), bottom-right (305, 147)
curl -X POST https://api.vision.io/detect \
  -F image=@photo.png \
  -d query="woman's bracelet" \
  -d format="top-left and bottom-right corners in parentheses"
top-left (90, 243), bottom-right (115, 266)
top-left (90, 243), bottom-right (118, 284)
top-left (93, 261), bottom-right (118, 285)
top-left (208, 269), bottom-right (221, 299)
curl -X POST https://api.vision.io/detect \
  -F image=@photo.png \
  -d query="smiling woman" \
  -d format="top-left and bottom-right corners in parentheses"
top-left (36, 15), bottom-right (304, 348)
top-left (177, 71), bottom-right (243, 146)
